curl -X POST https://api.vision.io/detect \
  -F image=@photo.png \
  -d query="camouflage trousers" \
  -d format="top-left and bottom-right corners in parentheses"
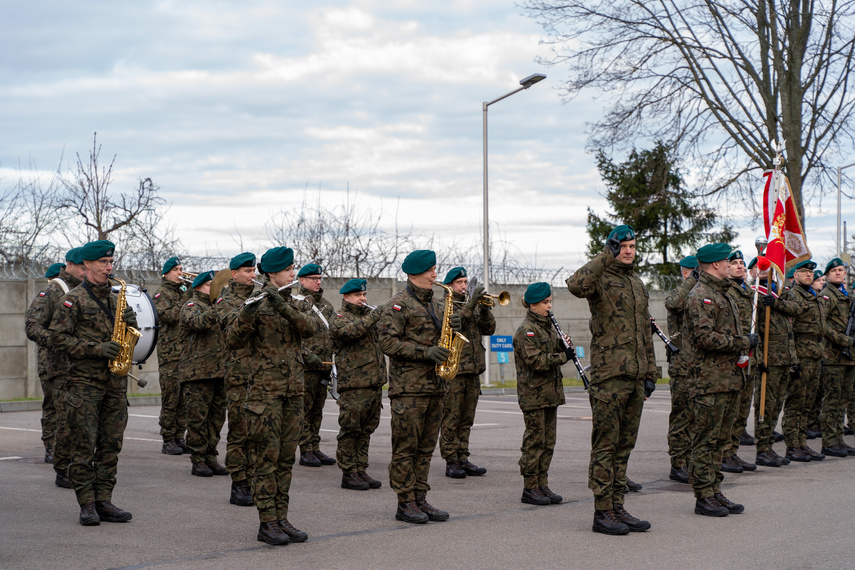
top-left (182, 379), bottom-right (226, 465)
top-left (64, 382), bottom-right (128, 506)
top-left (39, 371), bottom-right (57, 452)
top-left (226, 383), bottom-right (251, 482)
top-left (820, 365), bottom-right (855, 447)
top-left (336, 387), bottom-right (382, 474)
top-left (245, 394), bottom-right (303, 523)
top-left (806, 366), bottom-right (824, 431)
top-left (389, 394), bottom-right (443, 503)
top-left (754, 365), bottom-right (792, 452)
top-left (783, 358), bottom-right (818, 448)
top-left (726, 367), bottom-right (755, 456)
top-left (689, 390), bottom-right (739, 499)
top-left (667, 373), bottom-right (692, 469)
top-left (439, 373), bottom-right (481, 463)
top-left (587, 377), bottom-right (644, 510)
top-left (299, 371), bottom-right (329, 452)
top-left (158, 364), bottom-right (187, 442)
top-left (52, 379), bottom-right (71, 477)
top-left (519, 406), bottom-right (557, 489)
top-left (845, 365), bottom-right (855, 432)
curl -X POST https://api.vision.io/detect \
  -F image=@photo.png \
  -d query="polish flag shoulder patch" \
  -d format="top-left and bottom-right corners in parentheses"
top-left (154, 292), bottom-right (161, 299)
top-left (38, 291), bottom-right (46, 297)
top-left (526, 331), bottom-right (535, 337)
top-left (186, 302), bottom-right (195, 307)
top-left (393, 304), bottom-right (402, 311)
top-left (336, 313), bottom-right (343, 317)
top-left (703, 298), bottom-right (712, 304)
top-left (216, 297), bottom-right (223, 304)
top-left (822, 295), bottom-right (830, 300)
top-left (63, 300), bottom-right (73, 308)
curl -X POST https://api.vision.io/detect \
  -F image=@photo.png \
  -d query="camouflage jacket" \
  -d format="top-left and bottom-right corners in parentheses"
top-left (25, 269), bottom-right (81, 379)
top-left (446, 290), bottom-right (496, 376)
top-left (664, 275), bottom-right (696, 377)
top-left (329, 301), bottom-right (386, 391)
top-left (378, 281), bottom-right (445, 398)
top-left (513, 310), bottom-right (567, 412)
top-left (566, 249), bottom-right (657, 384)
top-left (178, 292), bottom-right (225, 382)
top-left (294, 286), bottom-right (335, 373)
top-left (48, 276), bottom-right (125, 390)
top-left (820, 284), bottom-right (854, 365)
top-left (783, 283), bottom-right (827, 360)
top-left (216, 280), bottom-right (257, 388)
top-left (683, 272), bottom-right (749, 396)
top-left (224, 286), bottom-right (315, 398)
top-left (755, 281), bottom-right (799, 366)
top-left (153, 280), bottom-right (191, 365)
top-left (726, 279), bottom-right (757, 367)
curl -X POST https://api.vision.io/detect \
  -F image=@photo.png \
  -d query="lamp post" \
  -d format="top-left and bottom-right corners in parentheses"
top-left (482, 72), bottom-right (546, 385)
top-left (838, 162), bottom-right (855, 257)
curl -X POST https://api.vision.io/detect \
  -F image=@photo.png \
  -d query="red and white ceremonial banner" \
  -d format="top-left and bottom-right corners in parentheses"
top-left (761, 169), bottom-right (811, 282)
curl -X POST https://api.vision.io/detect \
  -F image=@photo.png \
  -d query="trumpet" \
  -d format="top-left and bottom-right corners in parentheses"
top-left (480, 291), bottom-right (510, 307)
top-left (362, 302), bottom-right (378, 310)
top-left (243, 279), bottom-right (300, 306)
top-left (179, 271), bottom-right (198, 285)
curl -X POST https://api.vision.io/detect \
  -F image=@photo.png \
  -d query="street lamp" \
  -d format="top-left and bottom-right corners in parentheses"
top-left (482, 72), bottom-right (546, 385)
top-left (838, 162), bottom-right (855, 257)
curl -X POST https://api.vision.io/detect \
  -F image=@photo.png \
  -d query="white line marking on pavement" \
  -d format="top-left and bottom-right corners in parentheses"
top-left (471, 423), bottom-right (500, 427)
top-left (0, 426), bottom-right (40, 432)
top-left (0, 456), bottom-right (23, 461)
top-left (320, 429), bottom-right (339, 433)
top-left (125, 437), bottom-right (162, 442)
top-left (129, 414), bottom-right (159, 418)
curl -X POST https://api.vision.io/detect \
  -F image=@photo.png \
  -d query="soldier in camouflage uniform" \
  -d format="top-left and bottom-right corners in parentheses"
top-left (294, 263), bottom-right (337, 467)
top-left (378, 249), bottom-right (460, 525)
top-left (224, 246), bottom-right (315, 546)
top-left (664, 255), bottom-right (697, 485)
top-left (806, 270), bottom-right (828, 438)
top-left (49, 240), bottom-right (134, 526)
top-left (178, 271), bottom-right (228, 478)
top-left (216, 252), bottom-right (258, 506)
top-left (683, 243), bottom-right (756, 518)
top-left (512, 283), bottom-right (568, 507)
top-left (329, 279), bottom-right (386, 491)
top-left (439, 267), bottom-right (495, 479)
top-left (566, 225), bottom-right (655, 535)
top-left (152, 256), bottom-right (191, 456)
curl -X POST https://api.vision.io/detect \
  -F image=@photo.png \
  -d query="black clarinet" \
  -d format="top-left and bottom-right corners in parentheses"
top-left (650, 315), bottom-right (680, 355)
top-left (842, 298), bottom-right (855, 360)
top-left (547, 311), bottom-right (590, 390)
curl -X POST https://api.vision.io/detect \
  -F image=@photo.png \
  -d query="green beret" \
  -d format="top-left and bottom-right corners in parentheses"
top-left (80, 240), bottom-right (115, 261)
top-left (340, 279), bottom-right (368, 294)
top-left (696, 243), bottom-right (731, 263)
top-left (297, 263), bottom-right (322, 277)
top-left (45, 263), bottom-right (65, 278)
top-left (229, 252), bottom-right (256, 271)
top-left (792, 260), bottom-right (817, 272)
top-left (524, 282), bottom-right (551, 304)
top-left (825, 258), bottom-right (848, 274)
top-left (727, 250), bottom-right (743, 262)
top-left (65, 247), bottom-right (84, 265)
top-left (259, 247), bottom-right (294, 274)
top-left (786, 267), bottom-right (795, 278)
top-left (442, 266), bottom-right (467, 284)
top-left (402, 250), bottom-right (436, 275)
top-left (679, 255), bottom-right (698, 269)
top-left (747, 257), bottom-right (758, 269)
top-left (161, 256), bottom-right (180, 275)
top-left (191, 270), bottom-right (215, 289)
top-left (814, 270), bottom-right (823, 280)
top-left (607, 224), bottom-right (636, 242)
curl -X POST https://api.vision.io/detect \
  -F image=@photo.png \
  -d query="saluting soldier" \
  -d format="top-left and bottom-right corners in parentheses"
top-left (179, 271), bottom-right (228, 478)
top-left (329, 279), bottom-right (386, 491)
top-left (225, 246), bottom-right (315, 546)
top-left (152, 256), bottom-right (191, 455)
top-left (217, 252), bottom-right (258, 507)
top-left (512, 282), bottom-right (568, 507)
top-left (566, 225), bottom-right (655, 536)
top-left (805, 269), bottom-right (828, 439)
top-left (294, 263), bottom-right (337, 468)
top-left (378, 249), bottom-right (459, 524)
top-left (49, 240), bottom-right (135, 526)
top-left (439, 267), bottom-right (495, 479)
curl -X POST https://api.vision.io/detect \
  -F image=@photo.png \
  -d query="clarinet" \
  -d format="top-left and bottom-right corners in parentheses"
top-left (547, 311), bottom-right (590, 390)
top-left (650, 315), bottom-right (680, 355)
top-left (842, 297), bottom-right (855, 360)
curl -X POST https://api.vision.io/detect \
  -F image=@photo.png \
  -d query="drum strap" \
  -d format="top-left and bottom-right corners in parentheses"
top-left (292, 294), bottom-right (329, 329)
top-left (50, 278), bottom-right (70, 293)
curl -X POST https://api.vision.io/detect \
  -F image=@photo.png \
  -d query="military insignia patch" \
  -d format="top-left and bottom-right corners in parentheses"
top-left (336, 314), bottom-right (343, 317)
top-left (393, 304), bottom-right (402, 311)
top-left (703, 299), bottom-right (712, 304)
top-left (823, 295), bottom-right (830, 300)
top-left (154, 293), bottom-right (161, 299)
top-left (63, 300), bottom-right (73, 307)
top-left (38, 291), bottom-right (46, 297)
top-left (526, 331), bottom-right (535, 337)
top-left (216, 297), bottom-right (223, 304)
top-left (187, 302), bottom-right (195, 307)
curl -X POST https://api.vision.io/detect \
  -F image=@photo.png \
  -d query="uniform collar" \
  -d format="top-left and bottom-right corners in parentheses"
top-left (342, 300), bottom-right (371, 315)
top-left (193, 291), bottom-right (212, 305)
top-left (58, 268), bottom-right (82, 288)
top-left (526, 309), bottom-right (551, 326)
top-left (84, 275), bottom-right (112, 298)
top-left (300, 285), bottom-right (324, 303)
top-left (700, 271), bottom-right (731, 293)
top-left (407, 280), bottom-right (434, 303)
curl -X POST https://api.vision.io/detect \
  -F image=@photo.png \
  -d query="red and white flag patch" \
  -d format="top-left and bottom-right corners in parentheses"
top-left (187, 302), bottom-right (195, 307)
top-left (154, 293), bottom-right (161, 299)
top-left (38, 291), bottom-right (46, 297)
top-left (63, 300), bottom-right (73, 308)
top-left (216, 297), bottom-right (223, 304)
top-left (703, 299), bottom-right (712, 304)
top-left (526, 331), bottom-right (535, 337)
top-left (393, 304), bottom-right (402, 311)
top-left (336, 314), bottom-right (343, 317)
top-left (823, 295), bottom-right (829, 300)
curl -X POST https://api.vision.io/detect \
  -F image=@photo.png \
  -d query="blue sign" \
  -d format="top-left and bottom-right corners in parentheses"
top-left (496, 351), bottom-right (509, 364)
top-left (575, 346), bottom-right (585, 359)
top-left (490, 335), bottom-right (513, 352)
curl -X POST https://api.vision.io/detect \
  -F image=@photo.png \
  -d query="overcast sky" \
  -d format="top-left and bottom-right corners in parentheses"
top-left (1, 1), bottom-right (852, 276)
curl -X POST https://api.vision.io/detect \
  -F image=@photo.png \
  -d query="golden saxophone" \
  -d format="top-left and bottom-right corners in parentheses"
top-left (108, 276), bottom-right (141, 376)
top-left (435, 282), bottom-right (469, 380)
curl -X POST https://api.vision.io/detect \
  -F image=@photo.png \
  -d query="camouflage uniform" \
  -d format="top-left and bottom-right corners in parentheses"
top-left (152, 279), bottom-right (191, 443)
top-left (178, 292), bottom-right (227, 466)
top-left (378, 281), bottom-right (446, 503)
top-left (566, 250), bottom-right (657, 511)
top-left (512, 310), bottom-right (567, 489)
top-left (683, 273), bottom-right (749, 499)
top-left (329, 301), bottom-right (386, 474)
top-left (295, 286), bottom-right (335, 454)
top-left (664, 275), bottom-right (696, 470)
top-left (724, 279), bottom-right (755, 456)
top-left (439, 290), bottom-right (496, 464)
top-left (819, 284), bottom-right (855, 448)
top-left (224, 286), bottom-right (315, 523)
top-left (49, 277), bottom-right (129, 506)
top-left (216, 280), bottom-right (256, 483)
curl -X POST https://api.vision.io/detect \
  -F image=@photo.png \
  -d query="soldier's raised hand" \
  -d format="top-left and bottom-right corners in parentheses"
top-left (606, 237), bottom-right (621, 258)
top-left (99, 341), bottom-right (122, 360)
top-left (466, 284), bottom-right (486, 310)
top-left (264, 286), bottom-right (288, 313)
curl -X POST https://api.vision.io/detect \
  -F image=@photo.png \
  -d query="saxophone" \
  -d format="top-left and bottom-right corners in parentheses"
top-left (434, 282), bottom-right (469, 380)
top-left (108, 276), bottom-right (142, 376)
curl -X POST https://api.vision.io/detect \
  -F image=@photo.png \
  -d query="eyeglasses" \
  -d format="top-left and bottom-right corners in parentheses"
top-left (302, 276), bottom-right (322, 281)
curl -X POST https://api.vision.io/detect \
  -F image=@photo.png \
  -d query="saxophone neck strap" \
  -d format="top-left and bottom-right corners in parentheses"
top-left (82, 281), bottom-right (114, 322)
top-left (405, 285), bottom-right (441, 330)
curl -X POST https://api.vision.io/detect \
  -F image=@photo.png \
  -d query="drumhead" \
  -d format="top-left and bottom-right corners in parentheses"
top-left (111, 284), bottom-right (159, 365)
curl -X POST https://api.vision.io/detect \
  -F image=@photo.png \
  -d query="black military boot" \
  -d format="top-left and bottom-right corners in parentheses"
top-left (713, 493), bottom-right (744, 514)
top-left (299, 451), bottom-right (321, 467)
top-left (540, 486), bottom-right (563, 504)
top-left (768, 449), bottom-right (791, 465)
top-left (845, 425), bottom-right (854, 436)
top-left (55, 473), bottom-right (71, 488)
top-left (806, 428), bottom-right (822, 439)
top-left (79, 502), bottom-right (100, 526)
top-left (521, 487), bottom-right (550, 506)
top-left (801, 446), bottom-right (825, 461)
top-left (257, 522), bottom-right (289, 545)
top-left (445, 461), bottom-right (466, 478)
top-left (395, 501), bottom-right (428, 524)
top-left (625, 478), bottom-right (642, 492)
top-left (669, 466), bottom-right (689, 484)
top-left (191, 462), bottom-right (214, 477)
top-left (821, 444), bottom-right (849, 457)
top-left (731, 454), bottom-right (757, 471)
top-left (720, 455), bottom-right (744, 473)
top-left (613, 504), bottom-right (651, 532)
top-left (207, 461), bottom-right (229, 475)
top-left (278, 519), bottom-right (308, 542)
top-left (415, 494), bottom-right (450, 521)
top-left (785, 447), bottom-right (812, 462)
top-left (357, 471), bottom-right (382, 489)
top-left (95, 501), bottom-right (133, 522)
top-left (773, 431), bottom-right (785, 443)
top-left (592, 509), bottom-right (630, 535)
top-left (460, 459), bottom-right (487, 476)
top-left (840, 442), bottom-right (855, 456)
top-left (230, 480), bottom-right (254, 506)
top-left (176, 438), bottom-right (190, 453)
top-left (755, 450), bottom-right (783, 467)
top-left (162, 440), bottom-right (182, 455)
top-left (341, 473), bottom-right (370, 490)
top-left (694, 496), bottom-right (729, 517)
top-left (738, 431), bottom-right (755, 446)
top-left (314, 449), bottom-right (336, 465)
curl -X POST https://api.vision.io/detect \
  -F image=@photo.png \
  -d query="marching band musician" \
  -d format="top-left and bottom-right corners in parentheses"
top-left (328, 278), bottom-right (385, 491)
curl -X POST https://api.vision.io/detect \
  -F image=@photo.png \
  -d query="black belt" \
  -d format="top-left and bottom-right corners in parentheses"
top-left (768, 333), bottom-right (793, 341)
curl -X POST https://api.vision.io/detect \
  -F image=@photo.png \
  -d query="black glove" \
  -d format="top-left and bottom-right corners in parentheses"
top-left (424, 346), bottom-right (450, 364)
top-left (123, 306), bottom-right (138, 329)
top-left (763, 294), bottom-right (775, 307)
top-left (606, 237), bottom-right (621, 257)
top-left (466, 284), bottom-right (486, 310)
top-left (241, 300), bottom-right (260, 317)
top-left (264, 286), bottom-right (288, 313)
top-left (99, 341), bottom-right (122, 360)
top-left (304, 352), bottom-right (322, 369)
top-left (691, 266), bottom-right (700, 280)
top-left (746, 333), bottom-right (759, 349)
top-left (644, 379), bottom-right (656, 399)
top-left (758, 362), bottom-right (769, 375)
top-left (564, 344), bottom-right (576, 362)
top-left (791, 364), bottom-right (801, 380)
top-left (449, 314), bottom-right (462, 331)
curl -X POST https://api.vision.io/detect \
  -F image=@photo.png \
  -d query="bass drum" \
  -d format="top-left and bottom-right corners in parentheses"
top-left (111, 284), bottom-right (159, 365)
